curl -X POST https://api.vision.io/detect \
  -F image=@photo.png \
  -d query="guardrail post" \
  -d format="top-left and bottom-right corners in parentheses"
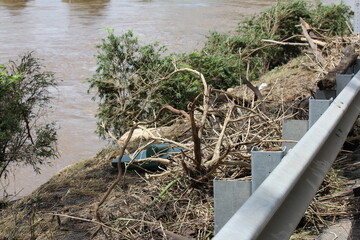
top-left (213, 180), bottom-right (251, 233)
top-left (337, 73), bottom-right (354, 96)
top-left (282, 119), bottom-right (308, 152)
top-left (251, 147), bottom-right (286, 193)
top-left (315, 89), bottom-right (336, 100)
top-left (309, 98), bottom-right (333, 128)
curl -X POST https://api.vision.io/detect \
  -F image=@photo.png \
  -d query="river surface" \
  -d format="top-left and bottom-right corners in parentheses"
top-left (0, 0), bottom-right (340, 199)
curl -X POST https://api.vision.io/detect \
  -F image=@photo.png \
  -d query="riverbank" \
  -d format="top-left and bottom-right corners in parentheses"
top-left (1, 34), bottom-right (360, 239)
top-left (1, 1), bottom-right (358, 238)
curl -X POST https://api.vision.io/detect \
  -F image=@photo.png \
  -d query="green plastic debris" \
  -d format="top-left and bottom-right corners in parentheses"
top-left (111, 143), bottom-right (182, 171)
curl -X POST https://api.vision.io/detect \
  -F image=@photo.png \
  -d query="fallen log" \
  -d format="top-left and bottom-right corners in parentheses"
top-left (317, 45), bottom-right (358, 90)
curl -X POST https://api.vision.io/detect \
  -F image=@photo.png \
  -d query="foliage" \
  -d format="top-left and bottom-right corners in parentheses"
top-left (188, 0), bottom-right (351, 86)
top-left (90, 1), bottom-right (352, 139)
top-left (89, 29), bottom-right (172, 138)
top-left (202, 0), bottom-right (351, 79)
top-left (90, 29), bottom-right (212, 138)
top-left (0, 53), bottom-right (58, 179)
top-left (311, 1), bottom-right (352, 36)
top-left (181, 51), bottom-right (243, 89)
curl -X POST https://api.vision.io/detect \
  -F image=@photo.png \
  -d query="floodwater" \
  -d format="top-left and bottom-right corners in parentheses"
top-left (0, 0), bottom-right (336, 199)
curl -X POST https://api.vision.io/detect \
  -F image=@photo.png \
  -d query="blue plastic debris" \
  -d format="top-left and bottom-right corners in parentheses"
top-left (111, 143), bottom-right (182, 171)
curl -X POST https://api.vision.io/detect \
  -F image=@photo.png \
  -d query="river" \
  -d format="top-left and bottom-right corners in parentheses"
top-left (0, 0), bottom-right (341, 199)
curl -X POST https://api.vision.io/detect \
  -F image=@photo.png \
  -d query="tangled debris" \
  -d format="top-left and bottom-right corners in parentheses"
top-left (2, 28), bottom-right (360, 240)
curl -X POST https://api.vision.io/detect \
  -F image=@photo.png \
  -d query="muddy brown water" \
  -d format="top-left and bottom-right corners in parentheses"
top-left (0, 0), bottom-right (336, 199)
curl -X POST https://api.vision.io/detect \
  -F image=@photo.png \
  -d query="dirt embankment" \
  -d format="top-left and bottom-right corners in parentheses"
top-left (1, 36), bottom-right (360, 240)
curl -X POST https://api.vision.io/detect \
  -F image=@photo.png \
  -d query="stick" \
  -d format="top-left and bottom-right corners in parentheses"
top-left (205, 104), bottom-right (234, 168)
top-left (243, 63), bottom-right (266, 113)
top-left (222, 160), bottom-right (251, 168)
top-left (132, 157), bottom-right (172, 165)
top-left (188, 95), bottom-right (203, 172)
top-left (299, 37), bottom-right (326, 47)
top-left (300, 18), bottom-right (326, 66)
top-left (137, 125), bottom-right (191, 151)
top-left (165, 68), bottom-right (210, 139)
top-left (48, 213), bottom-right (131, 239)
top-left (198, 147), bottom-right (231, 182)
top-left (262, 39), bottom-right (309, 46)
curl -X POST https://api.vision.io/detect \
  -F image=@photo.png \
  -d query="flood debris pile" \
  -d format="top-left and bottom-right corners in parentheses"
top-left (87, 67), bottom-right (289, 239)
top-left (1, 1), bottom-right (360, 239)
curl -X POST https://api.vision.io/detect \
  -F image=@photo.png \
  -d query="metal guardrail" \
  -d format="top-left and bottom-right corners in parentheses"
top-left (214, 71), bottom-right (360, 240)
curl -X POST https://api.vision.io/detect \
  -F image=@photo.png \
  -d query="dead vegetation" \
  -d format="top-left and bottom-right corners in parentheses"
top-left (2, 24), bottom-right (360, 240)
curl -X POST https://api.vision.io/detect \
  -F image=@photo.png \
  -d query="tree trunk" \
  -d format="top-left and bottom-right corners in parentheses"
top-left (317, 45), bottom-right (358, 90)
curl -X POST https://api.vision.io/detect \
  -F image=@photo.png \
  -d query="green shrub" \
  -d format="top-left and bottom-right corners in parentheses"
top-left (201, 0), bottom-right (351, 79)
top-left (311, 2), bottom-right (352, 36)
top-left (0, 53), bottom-right (58, 179)
top-left (90, 29), bottom-right (163, 137)
top-left (89, 1), bottom-right (352, 139)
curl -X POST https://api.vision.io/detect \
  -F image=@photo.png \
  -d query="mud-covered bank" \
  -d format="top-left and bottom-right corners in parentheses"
top-left (2, 39), bottom-right (360, 238)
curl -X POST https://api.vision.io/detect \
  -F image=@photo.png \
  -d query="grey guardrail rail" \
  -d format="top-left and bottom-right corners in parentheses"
top-left (214, 71), bottom-right (360, 240)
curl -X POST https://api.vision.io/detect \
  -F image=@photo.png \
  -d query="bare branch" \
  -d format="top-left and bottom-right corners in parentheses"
top-left (205, 104), bottom-right (234, 168)
top-left (300, 18), bottom-right (326, 66)
top-left (262, 39), bottom-right (309, 46)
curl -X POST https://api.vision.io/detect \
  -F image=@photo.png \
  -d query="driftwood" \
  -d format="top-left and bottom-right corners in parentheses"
top-left (300, 18), bottom-right (326, 66)
top-left (300, 37), bottom-right (326, 47)
top-left (317, 45), bottom-right (359, 90)
top-left (242, 62), bottom-right (266, 112)
top-left (211, 89), bottom-right (252, 108)
top-left (261, 39), bottom-right (309, 46)
top-left (242, 78), bottom-right (263, 102)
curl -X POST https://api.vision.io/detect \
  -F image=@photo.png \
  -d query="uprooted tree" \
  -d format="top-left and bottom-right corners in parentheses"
top-left (0, 53), bottom-right (58, 181)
